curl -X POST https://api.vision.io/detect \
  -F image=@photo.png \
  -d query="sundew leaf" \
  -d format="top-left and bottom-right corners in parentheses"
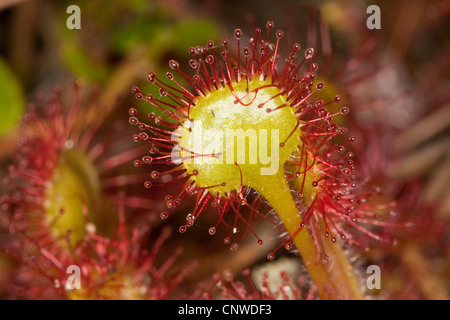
top-left (0, 58), bottom-right (25, 137)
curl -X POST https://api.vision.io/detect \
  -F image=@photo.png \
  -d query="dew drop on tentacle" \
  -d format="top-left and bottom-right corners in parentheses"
top-left (144, 181), bottom-right (152, 189)
top-left (151, 170), bottom-right (159, 179)
top-left (139, 132), bottom-right (149, 140)
top-left (340, 107), bottom-right (350, 115)
top-left (142, 155), bottom-right (152, 164)
top-left (315, 98), bottom-right (323, 107)
top-left (169, 59), bottom-right (180, 70)
top-left (276, 30), bottom-right (284, 39)
top-left (208, 227), bottom-right (216, 235)
top-left (189, 59), bottom-right (198, 69)
top-left (159, 88), bottom-right (168, 96)
top-left (145, 93), bottom-right (156, 106)
top-left (129, 108), bottom-right (138, 116)
top-left (129, 117), bottom-right (139, 126)
top-left (234, 28), bottom-right (242, 39)
top-left (166, 200), bottom-right (175, 209)
top-left (206, 55), bottom-right (214, 64)
top-left (139, 124), bottom-right (147, 131)
top-left (132, 134), bottom-right (140, 142)
top-left (179, 225), bottom-right (187, 233)
top-left (266, 21), bottom-right (274, 33)
top-left (160, 211), bottom-right (169, 220)
top-left (305, 48), bottom-right (315, 59)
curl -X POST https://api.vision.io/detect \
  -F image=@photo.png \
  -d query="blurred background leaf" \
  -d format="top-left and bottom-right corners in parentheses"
top-left (0, 57), bottom-right (24, 137)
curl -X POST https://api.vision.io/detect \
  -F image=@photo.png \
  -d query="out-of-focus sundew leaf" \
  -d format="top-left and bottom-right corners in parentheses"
top-left (172, 19), bottom-right (219, 54)
top-left (63, 42), bottom-right (109, 83)
top-left (0, 58), bottom-right (25, 137)
top-left (111, 19), bottom-right (163, 55)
